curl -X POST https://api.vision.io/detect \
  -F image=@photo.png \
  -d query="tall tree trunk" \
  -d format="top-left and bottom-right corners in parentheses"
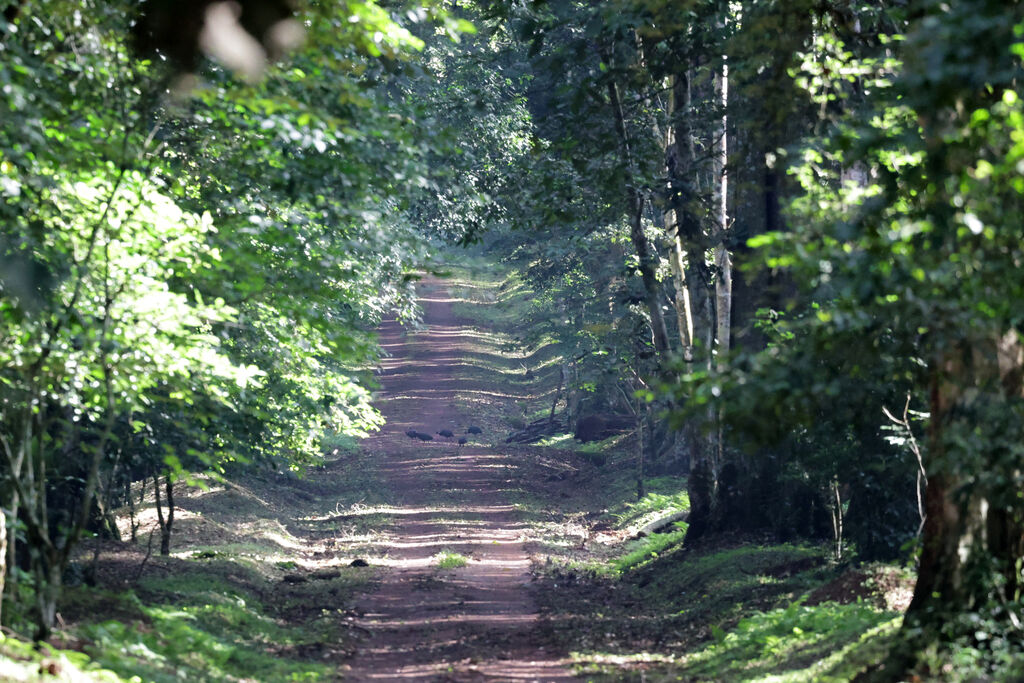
top-left (712, 57), bottom-right (732, 474)
top-left (662, 65), bottom-right (719, 540)
top-left (607, 74), bottom-right (672, 358)
top-left (712, 57), bottom-right (730, 367)
top-left (886, 333), bottom-right (1024, 676)
top-left (664, 71), bottom-right (697, 362)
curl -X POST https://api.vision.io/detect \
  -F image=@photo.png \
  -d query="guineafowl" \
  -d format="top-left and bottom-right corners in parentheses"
top-left (437, 429), bottom-right (454, 439)
top-left (405, 429), bottom-right (419, 439)
top-left (466, 425), bottom-right (482, 435)
top-left (458, 437), bottom-right (468, 446)
top-left (416, 432), bottom-right (433, 442)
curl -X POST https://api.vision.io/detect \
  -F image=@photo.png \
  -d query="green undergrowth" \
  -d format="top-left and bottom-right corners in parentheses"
top-left (527, 449), bottom-right (897, 682)
top-left (0, 558), bottom-right (360, 682)
top-left (541, 541), bottom-right (901, 682)
top-left (637, 544), bottom-right (829, 623)
top-left (612, 524), bottom-right (689, 573)
top-left (602, 481), bottom-right (692, 574)
top-left (534, 432), bottom-right (628, 460)
top-left (0, 445), bottom-right (390, 681)
top-left (434, 551), bottom-right (470, 570)
top-left (63, 558), bottom-right (365, 682)
top-left (615, 483), bottom-right (690, 529)
top-left (0, 632), bottom-right (126, 682)
top-left (682, 600), bottom-right (901, 682)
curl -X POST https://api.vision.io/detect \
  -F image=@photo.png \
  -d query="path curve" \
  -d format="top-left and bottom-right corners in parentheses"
top-left (345, 280), bottom-right (577, 682)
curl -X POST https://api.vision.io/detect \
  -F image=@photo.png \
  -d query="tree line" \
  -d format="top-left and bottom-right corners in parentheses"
top-left (1, 0), bottom-right (1022, 679)
top-left (431, 1), bottom-right (1024, 677)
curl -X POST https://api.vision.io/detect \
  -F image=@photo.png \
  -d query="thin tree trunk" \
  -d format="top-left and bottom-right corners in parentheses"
top-left (33, 555), bottom-right (62, 641)
top-left (127, 479), bottom-right (139, 543)
top-left (829, 479), bottom-right (844, 561)
top-left (712, 53), bottom-right (731, 472)
top-left (549, 364), bottom-right (567, 424)
top-left (153, 474), bottom-right (166, 555)
top-left (664, 71), bottom-right (697, 363)
top-left (160, 475), bottom-right (174, 556)
top-left (606, 74), bottom-right (672, 358)
top-left (663, 69), bottom-right (715, 482)
top-left (636, 411), bottom-right (645, 502)
top-left (5, 491), bottom-right (18, 618)
top-left (0, 506), bottom-right (6, 627)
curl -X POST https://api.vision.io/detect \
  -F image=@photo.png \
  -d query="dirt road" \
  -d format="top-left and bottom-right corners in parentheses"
top-left (344, 280), bottom-right (577, 681)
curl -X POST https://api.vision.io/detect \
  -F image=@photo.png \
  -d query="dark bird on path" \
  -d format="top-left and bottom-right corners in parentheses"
top-left (458, 437), bottom-right (468, 446)
top-left (416, 432), bottom-right (433, 441)
top-left (405, 429), bottom-right (419, 439)
top-left (437, 429), bottom-right (454, 439)
top-left (466, 425), bottom-right (482, 435)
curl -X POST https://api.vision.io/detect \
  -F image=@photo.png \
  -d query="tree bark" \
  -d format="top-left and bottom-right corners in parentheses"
top-left (894, 334), bottom-right (1024, 674)
top-left (0, 506), bottom-right (6, 627)
top-left (607, 75), bottom-right (672, 358)
top-left (161, 475), bottom-right (174, 557)
top-left (154, 475), bottom-right (166, 555)
top-left (662, 65), bottom-right (719, 541)
top-left (664, 70), bottom-right (698, 362)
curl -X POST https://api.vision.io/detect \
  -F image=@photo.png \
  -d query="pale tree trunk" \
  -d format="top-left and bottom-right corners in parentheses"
top-left (670, 49), bottom-right (732, 544)
top-left (664, 70), bottom-right (697, 363)
top-left (828, 479), bottom-right (844, 561)
top-left (34, 552), bottom-right (62, 640)
top-left (663, 65), bottom-right (718, 539)
top-left (712, 59), bottom-right (730, 368)
top-left (712, 58), bottom-right (732, 472)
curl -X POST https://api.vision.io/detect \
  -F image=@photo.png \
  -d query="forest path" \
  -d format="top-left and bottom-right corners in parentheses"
top-left (344, 279), bottom-right (577, 681)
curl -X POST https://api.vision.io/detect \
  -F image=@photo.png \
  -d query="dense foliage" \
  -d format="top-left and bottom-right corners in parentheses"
top-left (0, 0), bottom-right (445, 638)
top-left (1, 0), bottom-right (1022, 679)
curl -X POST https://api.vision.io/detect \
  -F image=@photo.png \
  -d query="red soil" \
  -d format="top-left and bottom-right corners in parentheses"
top-left (344, 280), bottom-right (577, 681)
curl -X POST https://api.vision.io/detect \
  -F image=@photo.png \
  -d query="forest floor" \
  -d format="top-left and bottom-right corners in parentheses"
top-left (0, 259), bottom-right (913, 682)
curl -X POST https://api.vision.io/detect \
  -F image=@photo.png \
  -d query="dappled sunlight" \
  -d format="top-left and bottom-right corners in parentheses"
top-left (366, 612), bottom-right (537, 628)
top-left (345, 279), bottom-right (576, 681)
top-left (116, 507), bottom-right (200, 539)
top-left (381, 386), bottom-right (557, 401)
top-left (316, 503), bottom-right (521, 519)
top-left (354, 658), bottom-right (574, 681)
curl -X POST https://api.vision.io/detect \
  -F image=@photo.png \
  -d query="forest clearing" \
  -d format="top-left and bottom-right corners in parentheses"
top-left (1, 0), bottom-right (1023, 681)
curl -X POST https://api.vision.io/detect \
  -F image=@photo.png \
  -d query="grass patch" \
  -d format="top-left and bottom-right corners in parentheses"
top-left (84, 601), bottom-right (331, 683)
top-left (682, 600), bottom-right (901, 682)
top-left (75, 563), bottom-right (360, 682)
top-left (0, 633), bottom-right (130, 682)
top-left (612, 524), bottom-right (689, 573)
top-left (33, 439), bottom-right (391, 683)
top-left (321, 430), bottom-right (361, 457)
top-left (639, 544), bottom-right (829, 624)
top-left (434, 551), bottom-right (470, 570)
top-left (614, 485), bottom-right (690, 530)
top-left (534, 540), bottom-right (851, 681)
